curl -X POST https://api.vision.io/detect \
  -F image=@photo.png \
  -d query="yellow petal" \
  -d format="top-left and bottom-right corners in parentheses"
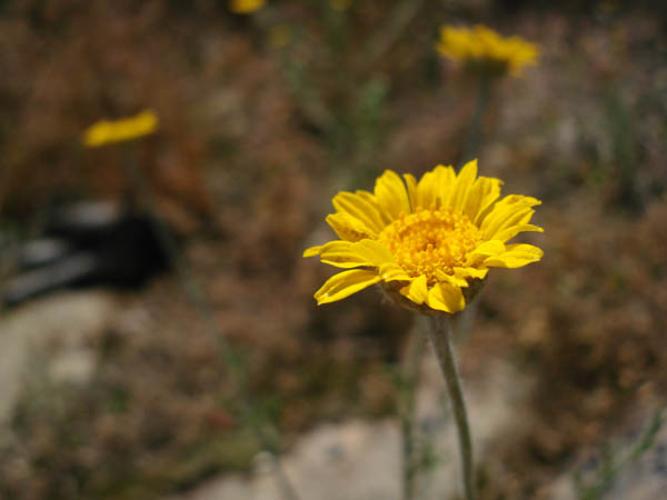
top-left (317, 239), bottom-right (394, 269)
top-left (314, 269), bottom-right (382, 305)
top-left (379, 263), bottom-right (411, 282)
top-left (325, 213), bottom-right (375, 242)
top-left (480, 195), bottom-right (541, 240)
top-left (433, 165), bottom-right (457, 208)
top-left (373, 170), bottom-right (411, 222)
top-left (332, 191), bottom-right (384, 233)
top-left (467, 176), bottom-right (503, 224)
top-left (415, 169), bottom-right (435, 209)
top-left (493, 223), bottom-right (544, 243)
top-left (435, 270), bottom-right (469, 287)
top-left (303, 245), bottom-right (323, 258)
top-left (485, 207), bottom-right (538, 241)
top-left (317, 241), bottom-right (369, 268)
top-left (417, 164), bottom-right (455, 210)
top-left (449, 159), bottom-right (478, 212)
top-left (354, 239), bottom-right (395, 264)
top-left (426, 283), bottom-right (465, 313)
top-left (399, 275), bottom-right (429, 304)
top-left (484, 243), bottom-right (543, 268)
top-left (453, 266), bottom-right (488, 280)
top-left (403, 173), bottom-right (418, 212)
top-left (469, 240), bottom-right (505, 260)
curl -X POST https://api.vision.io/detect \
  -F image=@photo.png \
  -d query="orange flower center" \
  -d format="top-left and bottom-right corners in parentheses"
top-left (379, 209), bottom-right (480, 282)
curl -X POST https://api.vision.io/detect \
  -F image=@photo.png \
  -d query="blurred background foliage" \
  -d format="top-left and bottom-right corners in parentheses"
top-left (0, 0), bottom-right (666, 499)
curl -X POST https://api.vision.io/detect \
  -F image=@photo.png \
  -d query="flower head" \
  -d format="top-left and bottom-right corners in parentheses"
top-left (83, 110), bottom-right (158, 148)
top-left (229, 0), bottom-right (266, 14)
top-left (304, 160), bottom-right (543, 315)
top-left (436, 25), bottom-right (538, 77)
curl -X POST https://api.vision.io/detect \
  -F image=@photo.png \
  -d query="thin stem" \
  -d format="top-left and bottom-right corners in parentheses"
top-left (427, 316), bottom-right (475, 500)
top-left (463, 76), bottom-right (492, 162)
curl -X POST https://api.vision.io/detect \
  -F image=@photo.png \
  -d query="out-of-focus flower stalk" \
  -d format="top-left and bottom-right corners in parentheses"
top-left (464, 75), bottom-right (492, 162)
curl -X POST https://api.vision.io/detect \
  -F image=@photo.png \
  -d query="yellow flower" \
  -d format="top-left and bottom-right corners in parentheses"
top-left (229, 0), bottom-right (265, 14)
top-left (83, 110), bottom-right (158, 148)
top-left (436, 24), bottom-right (539, 77)
top-left (304, 160), bottom-right (543, 314)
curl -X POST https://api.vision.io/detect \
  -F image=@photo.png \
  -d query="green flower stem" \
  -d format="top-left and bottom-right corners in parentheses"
top-left (428, 315), bottom-right (476, 500)
top-left (464, 75), bottom-right (492, 162)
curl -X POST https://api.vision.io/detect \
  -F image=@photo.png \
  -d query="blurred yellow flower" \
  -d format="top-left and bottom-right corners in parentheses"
top-left (437, 25), bottom-right (539, 77)
top-left (229, 0), bottom-right (265, 14)
top-left (83, 110), bottom-right (158, 148)
top-left (304, 160), bottom-right (543, 314)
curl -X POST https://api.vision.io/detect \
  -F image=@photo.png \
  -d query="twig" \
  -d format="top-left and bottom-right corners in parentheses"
top-left (463, 76), bottom-right (492, 162)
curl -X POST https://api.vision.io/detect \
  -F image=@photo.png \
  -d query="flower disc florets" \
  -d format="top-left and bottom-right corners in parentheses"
top-left (304, 160), bottom-right (543, 315)
top-left (379, 209), bottom-right (480, 283)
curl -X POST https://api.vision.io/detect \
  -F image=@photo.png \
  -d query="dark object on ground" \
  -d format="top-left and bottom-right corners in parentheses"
top-left (3, 202), bottom-right (171, 307)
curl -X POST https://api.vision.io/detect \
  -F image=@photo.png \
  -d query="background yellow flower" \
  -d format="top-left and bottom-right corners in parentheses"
top-left (437, 24), bottom-right (539, 77)
top-left (83, 110), bottom-right (158, 148)
top-left (305, 160), bottom-right (543, 313)
top-left (229, 0), bottom-right (266, 15)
